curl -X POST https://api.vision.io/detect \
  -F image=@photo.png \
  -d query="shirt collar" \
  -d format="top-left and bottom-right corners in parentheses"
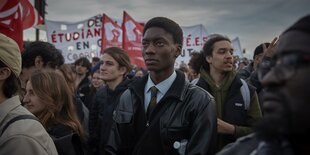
top-left (145, 71), bottom-right (177, 95)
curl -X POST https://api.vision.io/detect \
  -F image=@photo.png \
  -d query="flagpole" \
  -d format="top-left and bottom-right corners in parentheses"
top-left (35, 29), bottom-right (39, 41)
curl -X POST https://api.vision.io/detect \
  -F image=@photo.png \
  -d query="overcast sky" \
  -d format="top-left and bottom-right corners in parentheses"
top-left (24, 0), bottom-right (310, 58)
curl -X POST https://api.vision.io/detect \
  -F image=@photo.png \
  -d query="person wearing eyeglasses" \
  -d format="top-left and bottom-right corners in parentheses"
top-left (216, 14), bottom-right (310, 155)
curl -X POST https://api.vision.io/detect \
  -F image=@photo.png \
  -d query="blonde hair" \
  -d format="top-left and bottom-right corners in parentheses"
top-left (29, 69), bottom-right (85, 140)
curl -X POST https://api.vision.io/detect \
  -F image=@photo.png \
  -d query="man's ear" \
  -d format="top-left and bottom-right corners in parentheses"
top-left (0, 67), bottom-right (11, 80)
top-left (206, 56), bottom-right (212, 64)
top-left (119, 66), bottom-right (127, 76)
top-left (174, 44), bottom-right (182, 57)
top-left (34, 56), bottom-right (44, 69)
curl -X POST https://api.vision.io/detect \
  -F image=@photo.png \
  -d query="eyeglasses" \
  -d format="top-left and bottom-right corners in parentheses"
top-left (259, 52), bottom-right (310, 81)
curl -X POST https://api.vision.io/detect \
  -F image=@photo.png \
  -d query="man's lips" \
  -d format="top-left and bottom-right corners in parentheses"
top-left (224, 61), bottom-right (233, 65)
top-left (24, 103), bottom-right (33, 108)
top-left (145, 59), bottom-right (158, 64)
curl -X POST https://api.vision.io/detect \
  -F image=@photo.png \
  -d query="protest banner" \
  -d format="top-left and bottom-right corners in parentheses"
top-left (176, 24), bottom-right (208, 68)
top-left (45, 14), bottom-right (102, 63)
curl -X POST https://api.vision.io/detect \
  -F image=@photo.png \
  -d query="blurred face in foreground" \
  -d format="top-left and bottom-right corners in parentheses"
top-left (257, 30), bottom-right (310, 141)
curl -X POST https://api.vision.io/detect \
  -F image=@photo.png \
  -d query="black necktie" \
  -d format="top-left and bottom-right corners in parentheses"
top-left (146, 86), bottom-right (158, 118)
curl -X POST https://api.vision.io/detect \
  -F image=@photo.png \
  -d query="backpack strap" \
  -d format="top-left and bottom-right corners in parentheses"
top-left (1, 115), bottom-right (38, 136)
top-left (240, 79), bottom-right (251, 111)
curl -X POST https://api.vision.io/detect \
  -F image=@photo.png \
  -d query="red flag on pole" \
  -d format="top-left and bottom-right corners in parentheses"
top-left (20, 0), bottom-right (44, 29)
top-left (0, 0), bottom-right (44, 51)
top-left (0, 0), bottom-right (23, 50)
top-left (101, 14), bottom-right (122, 53)
top-left (122, 11), bottom-right (145, 68)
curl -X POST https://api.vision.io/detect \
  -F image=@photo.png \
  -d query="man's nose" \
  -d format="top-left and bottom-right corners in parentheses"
top-left (261, 69), bottom-right (282, 87)
top-left (144, 43), bottom-right (156, 54)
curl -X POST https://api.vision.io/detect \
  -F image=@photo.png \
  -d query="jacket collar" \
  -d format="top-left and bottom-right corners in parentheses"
top-left (129, 70), bottom-right (187, 102)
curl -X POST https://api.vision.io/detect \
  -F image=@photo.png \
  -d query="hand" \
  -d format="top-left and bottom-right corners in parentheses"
top-left (217, 118), bottom-right (235, 135)
top-left (263, 37), bottom-right (278, 58)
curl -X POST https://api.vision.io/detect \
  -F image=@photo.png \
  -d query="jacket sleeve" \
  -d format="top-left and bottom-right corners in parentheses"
top-left (235, 92), bottom-right (262, 137)
top-left (104, 122), bottom-right (121, 155)
top-left (88, 94), bottom-right (100, 153)
top-left (104, 89), bottom-right (133, 155)
top-left (185, 88), bottom-right (218, 155)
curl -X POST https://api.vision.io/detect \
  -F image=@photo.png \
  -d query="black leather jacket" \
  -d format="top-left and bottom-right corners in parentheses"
top-left (105, 71), bottom-right (217, 155)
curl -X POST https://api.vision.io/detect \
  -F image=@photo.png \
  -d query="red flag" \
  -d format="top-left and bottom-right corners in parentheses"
top-left (122, 11), bottom-right (145, 68)
top-left (101, 14), bottom-right (122, 53)
top-left (20, 0), bottom-right (44, 29)
top-left (0, 0), bottom-right (44, 51)
top-left (0, 0), bottom-right (23, 50)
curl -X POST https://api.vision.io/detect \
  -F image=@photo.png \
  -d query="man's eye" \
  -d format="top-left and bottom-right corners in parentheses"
top-left (106, 62), bottom-right (114, 66)
top-left (156, 42), bottom-right (164, 46)
top-left (142, 42), bottom-right (149, 46)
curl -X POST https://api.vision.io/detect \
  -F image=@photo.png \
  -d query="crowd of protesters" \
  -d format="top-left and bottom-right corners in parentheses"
top-left (0, 14), bottom-right (309, 155)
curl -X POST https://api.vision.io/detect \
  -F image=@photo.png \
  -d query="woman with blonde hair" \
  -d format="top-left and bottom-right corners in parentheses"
top-left (23, 69), bottom-right (86, 155)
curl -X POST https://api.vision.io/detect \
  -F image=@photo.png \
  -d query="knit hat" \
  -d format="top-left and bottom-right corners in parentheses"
top-left (0, 33), bottom-right (22, 77)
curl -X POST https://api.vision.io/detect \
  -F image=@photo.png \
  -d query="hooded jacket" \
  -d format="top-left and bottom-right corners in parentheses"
top-left (197, 69), bottom-right (262, 151)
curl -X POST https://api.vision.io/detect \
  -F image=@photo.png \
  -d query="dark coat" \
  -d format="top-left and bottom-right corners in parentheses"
top-left (88, 78), bottom-right (133, 155)
top-left (105, 71), bottom-right (217, 155)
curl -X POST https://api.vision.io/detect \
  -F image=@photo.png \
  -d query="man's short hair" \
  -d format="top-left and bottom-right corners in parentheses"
top-left (277, 15), bottom-right (310, 54)
top-left (92, 57), bottom-right (100, 63)
top-left (143, 17), bottom-right (183, 47)
top-left (284, 15), bottom-right (310, 34)
top-left (188, 51), bottom-right (201, 74)
top-left (253, 43), bottom-right (270, 59)
top-left (22, 41), bottom-right (64, 69)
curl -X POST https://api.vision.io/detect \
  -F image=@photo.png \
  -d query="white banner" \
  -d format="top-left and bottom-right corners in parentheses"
top-left (46, 15), bottom-right (210, 67)
top-left (45, 14), bottom-right (102, 63)
top-left (232, 37), bottom-right (243, 58)
top-left (176, 24), bottom-right (208, 68)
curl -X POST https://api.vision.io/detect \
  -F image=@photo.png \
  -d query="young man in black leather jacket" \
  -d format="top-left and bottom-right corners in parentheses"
top-left (105, 17), bottom-right (217, 155)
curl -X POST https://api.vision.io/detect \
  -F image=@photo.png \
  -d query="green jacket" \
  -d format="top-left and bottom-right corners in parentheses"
top-left (197, 69), bottom-right (262, 150)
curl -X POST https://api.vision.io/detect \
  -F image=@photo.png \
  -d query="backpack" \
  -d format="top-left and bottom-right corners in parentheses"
top-left (0, 115), bottom-right (87, 155)
top-left (240, 79), bottom-right (251, 111)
